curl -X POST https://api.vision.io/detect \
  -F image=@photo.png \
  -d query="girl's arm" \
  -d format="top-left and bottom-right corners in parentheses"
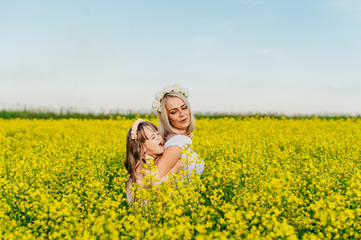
top-left (156, 145), bottom-right (183, 177)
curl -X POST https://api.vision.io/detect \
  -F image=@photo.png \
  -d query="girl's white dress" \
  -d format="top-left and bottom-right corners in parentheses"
top-left (126, 158), bottom-right (166, 203)
top-left (164, 135), bottom-right (204, 177)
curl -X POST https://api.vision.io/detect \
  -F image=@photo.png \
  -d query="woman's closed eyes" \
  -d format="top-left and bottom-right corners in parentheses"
top-left (169, 105), bottom-right (187, 115)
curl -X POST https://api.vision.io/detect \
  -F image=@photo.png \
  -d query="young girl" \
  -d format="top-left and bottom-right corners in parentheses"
top-left (124, 119), bottom-right (183, 203)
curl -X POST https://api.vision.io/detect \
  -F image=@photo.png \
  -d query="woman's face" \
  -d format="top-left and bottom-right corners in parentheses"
top-left (165, 97), bottom-right (191, 132)
top-left (143, 126), bottom-right (164, 158)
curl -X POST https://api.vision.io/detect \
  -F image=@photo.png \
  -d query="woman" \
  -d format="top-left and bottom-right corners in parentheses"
top-left (125, 85), bottom-right (204, 202)
top-left (152, 84), bottom-right (204, 178)
top-left (124, 119), bottom-right (183, 203)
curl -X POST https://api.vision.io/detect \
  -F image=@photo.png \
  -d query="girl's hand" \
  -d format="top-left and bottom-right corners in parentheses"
top-left (173, 160), bottom-right (184, 173)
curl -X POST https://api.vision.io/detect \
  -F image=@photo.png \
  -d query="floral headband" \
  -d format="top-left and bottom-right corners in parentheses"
top-left (131, 119), bottom-right (145, 140)
top-left (152, 84), bottom-right (189, 112)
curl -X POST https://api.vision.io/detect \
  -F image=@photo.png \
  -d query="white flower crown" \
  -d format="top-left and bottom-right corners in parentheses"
top-left (152, 84), bottom-right (189, 112)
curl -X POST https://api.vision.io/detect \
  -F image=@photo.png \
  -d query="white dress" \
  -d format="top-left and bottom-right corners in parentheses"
top-left (126, 158), bottom-right (168, 203)
top-left (164, 135), bottom-right (204, 177)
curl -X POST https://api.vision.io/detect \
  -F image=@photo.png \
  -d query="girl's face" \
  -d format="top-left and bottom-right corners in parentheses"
top-left (165, 97), bottom-right (191, 132)
top-left (143, 126), bottom-right (164, 158)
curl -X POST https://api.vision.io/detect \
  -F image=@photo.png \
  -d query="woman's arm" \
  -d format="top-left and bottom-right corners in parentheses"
top-left (156, 145), bottom-right (183, 177)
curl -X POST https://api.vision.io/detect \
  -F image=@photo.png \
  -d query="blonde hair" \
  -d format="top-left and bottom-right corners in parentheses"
top-left (124, 121), bottom-right (158, 184)
top-left (157, 91), bottom-right (195, 139)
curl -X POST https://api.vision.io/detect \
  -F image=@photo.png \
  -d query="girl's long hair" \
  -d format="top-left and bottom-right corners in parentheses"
top-left (124, 121), bottom-right (158, 184)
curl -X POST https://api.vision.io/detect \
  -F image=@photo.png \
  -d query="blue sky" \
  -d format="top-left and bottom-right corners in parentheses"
top-left (1, 0), bottom-right (360, 115)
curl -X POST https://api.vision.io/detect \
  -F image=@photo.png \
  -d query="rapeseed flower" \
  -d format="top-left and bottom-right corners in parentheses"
top-left (0, 117), bottom-right (361, 239)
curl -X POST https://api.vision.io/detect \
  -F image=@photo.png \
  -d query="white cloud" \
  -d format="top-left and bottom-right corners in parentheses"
top-left (330, 83), bottom-right (342, 89)
top-left (255, 49), bottom-right (276, 56)
top-left (327, 0), bottom-right (361, 23)
top-left (224, 27), bottom-right (234, 33)
top-left (229, 0), bottom-right (263, 5)
top-left (199, 18), bottom-right (210, 24)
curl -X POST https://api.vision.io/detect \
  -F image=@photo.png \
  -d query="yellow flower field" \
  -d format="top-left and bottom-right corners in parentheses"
top-left (1, 116), bottom-right (361, 239)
